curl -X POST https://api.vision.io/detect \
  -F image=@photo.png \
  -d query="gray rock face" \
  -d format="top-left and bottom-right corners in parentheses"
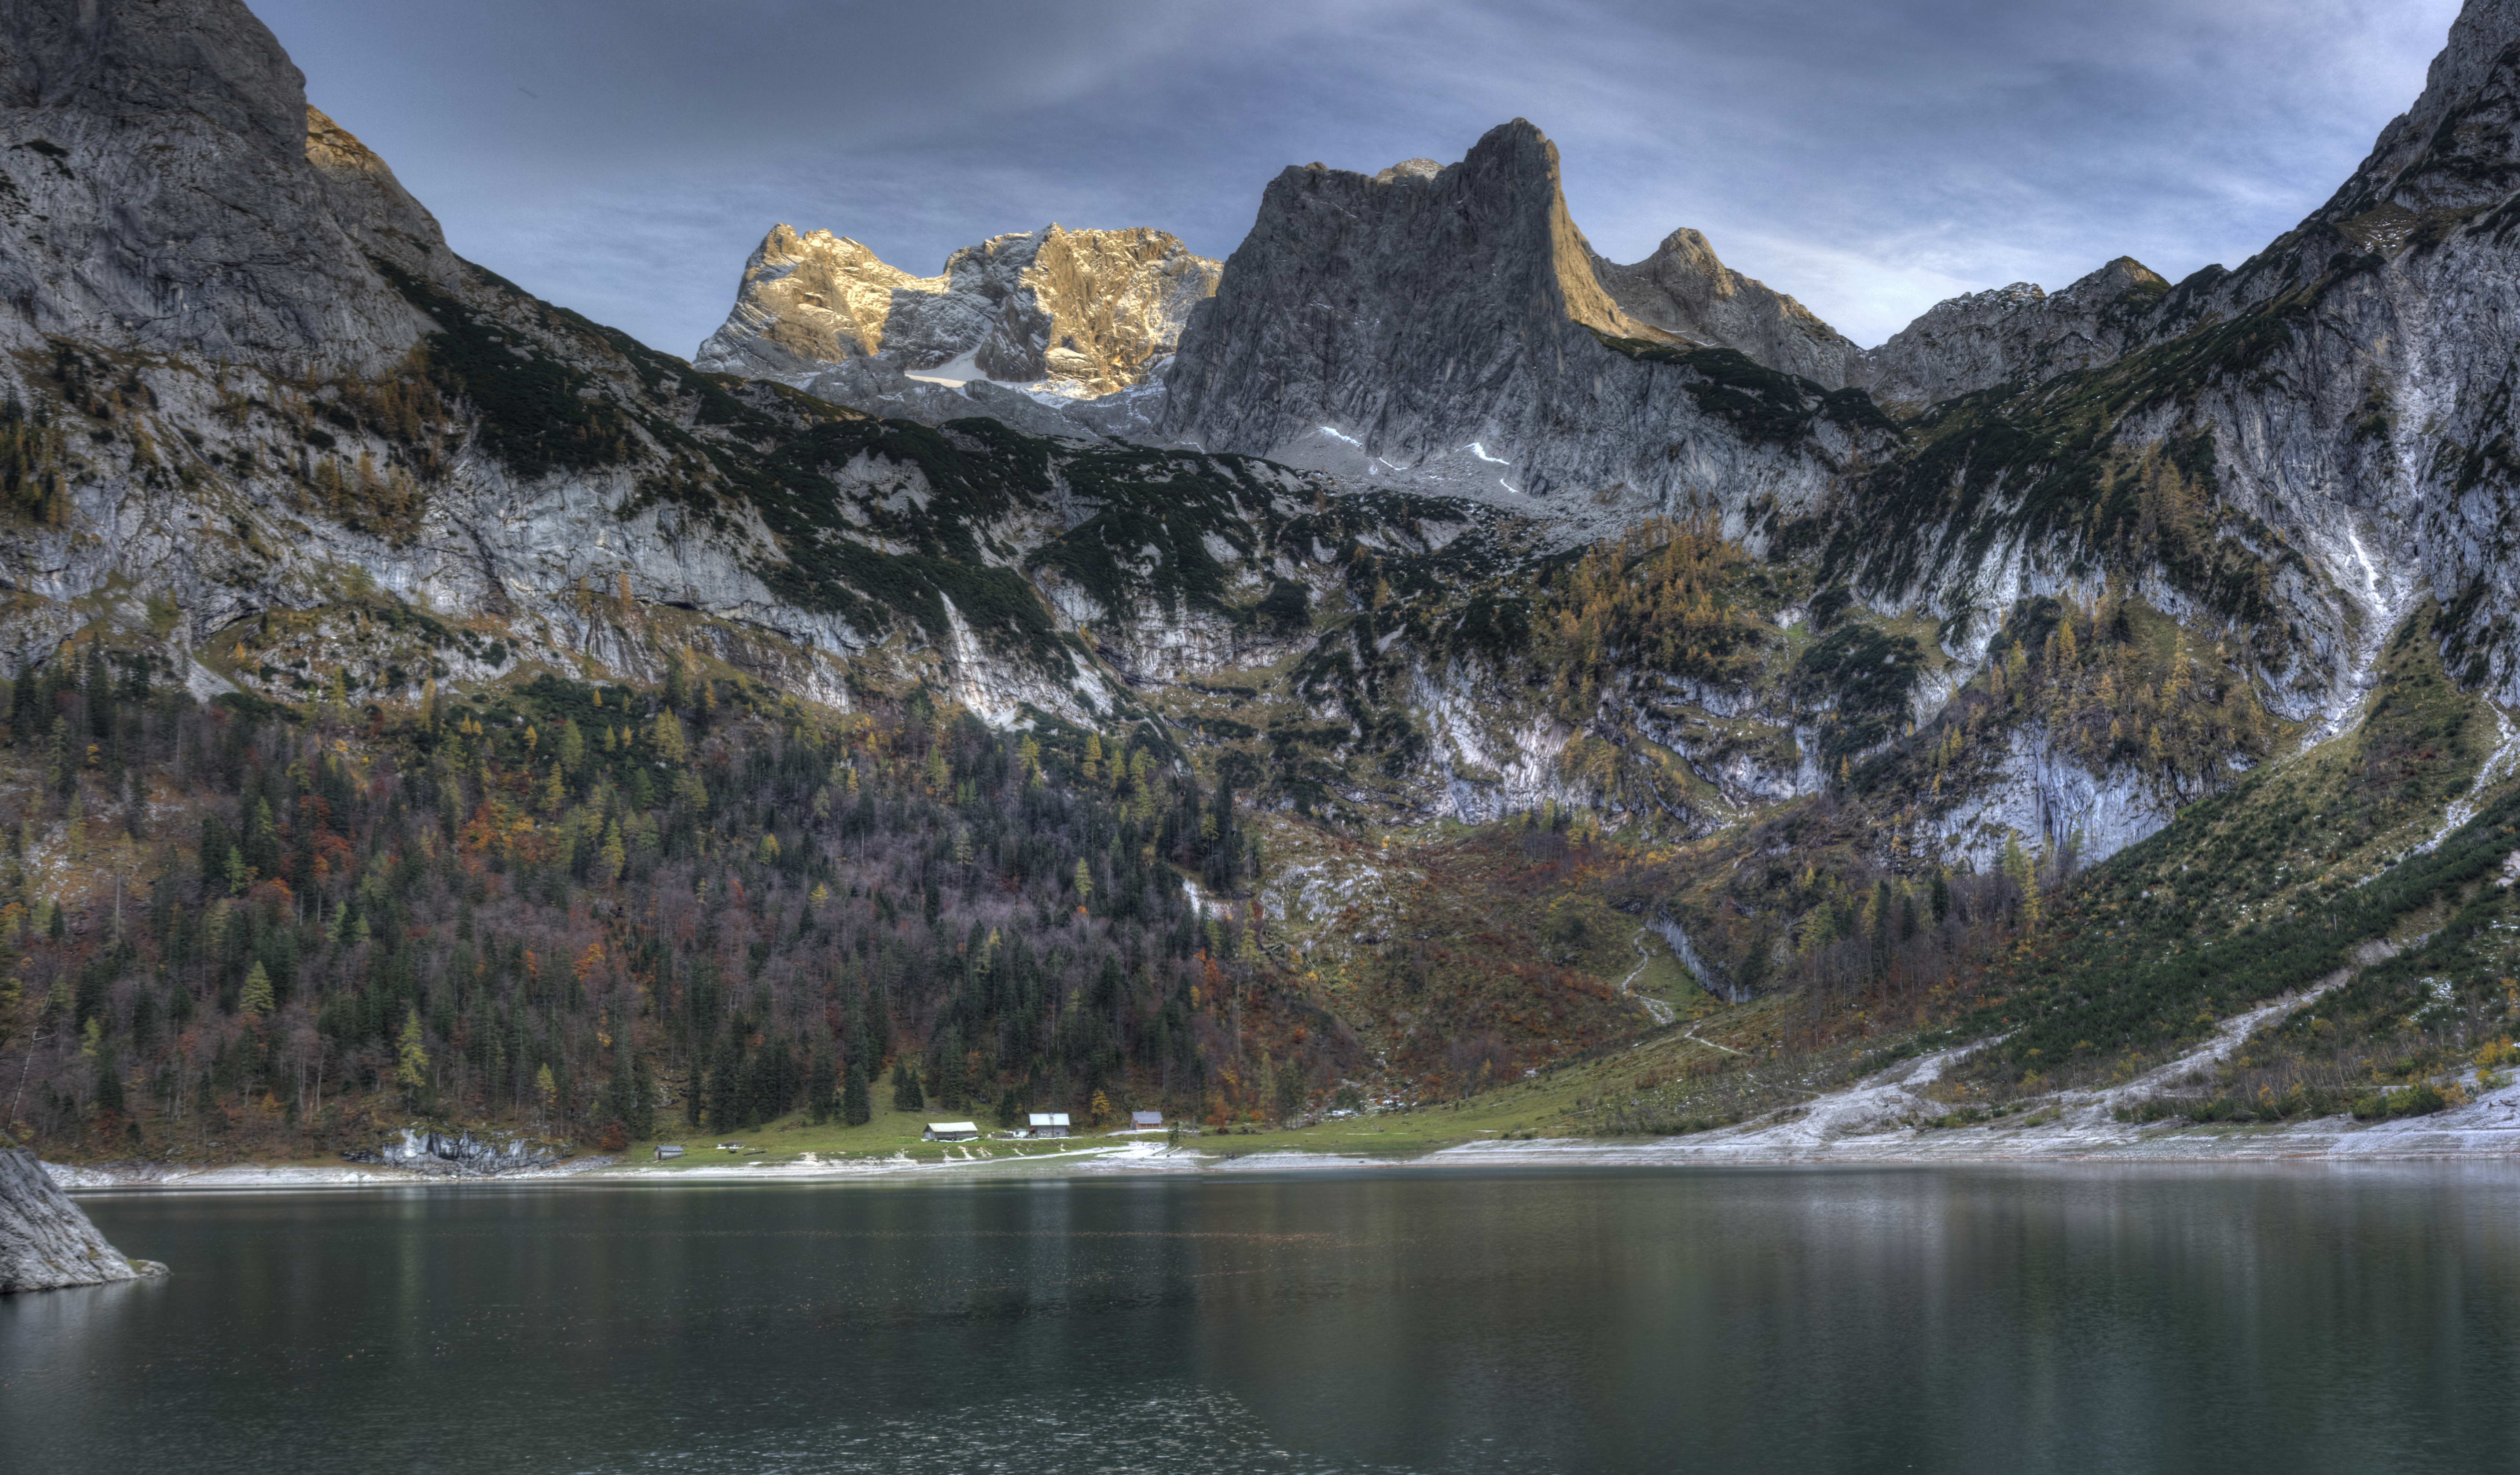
top-left (1855, 257), bottom-right (2171, 409)
top-left (1590, 227), bottom-right (1865, 388)
top-left (1160, 118), bottom-right (1890, 528)
top-left (694, 221), bottom-right (1218, 397)
top-left (0, 0), bottom-right (457, 375)
top-left (345, 1128), bottom-right (571, 1177)
top-left (0, 1145), bottom-right (165, 1292)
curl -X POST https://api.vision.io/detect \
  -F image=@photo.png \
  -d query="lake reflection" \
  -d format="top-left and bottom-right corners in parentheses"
top-left (6, 1164), bottom-right (2518, 1472)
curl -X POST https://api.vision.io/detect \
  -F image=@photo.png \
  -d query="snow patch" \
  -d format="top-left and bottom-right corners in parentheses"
top-left (904, 349), bottom-right (988, 387)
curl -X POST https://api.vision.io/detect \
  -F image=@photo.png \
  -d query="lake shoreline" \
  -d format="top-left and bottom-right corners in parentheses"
top-left (43, 1106), bottom-right (2520, 1192)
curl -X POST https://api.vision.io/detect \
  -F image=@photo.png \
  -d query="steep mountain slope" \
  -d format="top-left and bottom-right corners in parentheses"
top-left (1854, 258), bottom-right (2171, 411)
top-left (693, 221), bottom-right (1217, 399)
top-left (0, 0), bottom-right (453, 373)
top-left (1158, 119), bottom-right (1893, 519)
top-left (1590, 227), bottom-right (1865, 389)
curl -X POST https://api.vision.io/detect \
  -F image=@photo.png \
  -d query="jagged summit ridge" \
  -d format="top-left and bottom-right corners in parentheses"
top-left (1855, 256), bottom-right (2171, 407)
top-left (1158, 118), bottom-right (1888, 524)
top-left (693, 221), bottom-right (1218, 399)
top-left (1589, 226), bottom-right (1864, 388)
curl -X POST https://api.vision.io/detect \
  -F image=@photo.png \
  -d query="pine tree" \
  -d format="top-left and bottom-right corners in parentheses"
top-left (891, 1060), bottom-right (923, 1113)
top-left (2002, 832), bottom-right (2041, 933)
top-left (807, 1039), bottom-right (835, 1124)
top-left (842, 1054), bottom-right (871, 1126)
top-left (933, 1028), bottom-right (965, 1112)
top-left (397, 1007), bottom-right (431, 1103)
top-left (94, 1053), bottom-right (125, 1119)
top-left (238, 960), bottom-right (274, 1016)
top-left (631, 1053), bottom-right (656, 1140)
top-left (607, 1034), bottom-right (638, 1131)
top-left (243, 794), bottom-right (278, 881)
top-left (709, 1031), bottom-right (743, 1132)
top-left (663, 652), bottom-right (689, 713)
top-left (651, 708), bottom-right (687, 763)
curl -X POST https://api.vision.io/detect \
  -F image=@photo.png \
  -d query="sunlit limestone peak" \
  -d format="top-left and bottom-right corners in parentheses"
top-left (693, 222), bottom-right (1219, 399)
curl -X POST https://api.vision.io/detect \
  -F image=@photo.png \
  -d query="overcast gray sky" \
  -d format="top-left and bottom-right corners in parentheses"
top-left (252, 0), bottom-right (2463, 356)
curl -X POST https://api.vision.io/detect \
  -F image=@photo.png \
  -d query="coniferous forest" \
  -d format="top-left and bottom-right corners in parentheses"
top-left (0, 646), bottom-right (1348, 1158)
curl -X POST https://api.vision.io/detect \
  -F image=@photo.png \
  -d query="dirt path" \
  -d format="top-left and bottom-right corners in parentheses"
top-left (1615, 930), bottom-right (1678, 1025)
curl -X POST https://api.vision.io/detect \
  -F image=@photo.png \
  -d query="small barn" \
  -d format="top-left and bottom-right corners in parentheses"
top-left (923, 1122), bottom-right (980, 1142)
top-left (654, 1144), bottom-right (685, 1160)
top-left (1026, 1112), bottom-right (1071, 1138)
top-left (1131, 1111), bottom-right (1164, 1128)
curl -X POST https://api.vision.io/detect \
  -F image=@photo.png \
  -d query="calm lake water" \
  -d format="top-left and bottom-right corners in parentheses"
top-left (7, 1165), bottom-right (2520, 1472)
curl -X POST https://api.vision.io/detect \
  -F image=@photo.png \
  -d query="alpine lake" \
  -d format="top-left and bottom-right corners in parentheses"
top-left (7, 1164), bottom-right (2520, 1473)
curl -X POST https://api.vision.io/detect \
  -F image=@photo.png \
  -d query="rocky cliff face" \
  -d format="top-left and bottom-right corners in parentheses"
top-left (0, 1145), bottom-right (163, 1291)
top-left (1591, 227), bottom-right (1865, 389)
top-left (0, 0), bottom-right (456, 374)
top-left (693, 221), bottom-right (1218, 398)
top-left (1158, 118), bottom-right (1893, 536)
top-left (1854, 258), bottom-right (2171, 410)
top-left (1830, 0), bottom-right (2520, 720)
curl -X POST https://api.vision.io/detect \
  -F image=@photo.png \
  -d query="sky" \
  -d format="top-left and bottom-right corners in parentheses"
top-left (253, 0), bottom-right (2464, 356)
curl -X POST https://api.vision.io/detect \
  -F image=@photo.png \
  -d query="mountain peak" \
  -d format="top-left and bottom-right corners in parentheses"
top-left (1160, 118), bottom-right (1873, 502)
top-left (1857, 255), bottom-right (2170, 407)
top-left (695, 221), bottom-right (1217, 398)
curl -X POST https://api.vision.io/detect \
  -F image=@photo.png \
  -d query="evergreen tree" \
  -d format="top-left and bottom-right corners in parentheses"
top-left (2001, 832), bottom-right (2041, 933)
top-left (709, 1030), bottom-right (744, 1132)
top-left (933, 1026), bottom-right (964, 1112)
top-left (630, 1052), bottom-right (656, 1140)
top-left (807, 1039), bottom-right (836, 1124)
top-left (396, 1008), bottom-right (431, 1107)
top-left (842, 1054), bottom-right (871, 1126)
top-left (93, 1052), bottom-right (125, 1119)
top-left (238, 961), bottom-right (274, 1017)
top-left (606, 1034), bottom-right (638, 1132)
top-left (890, 1059), bottom-right (923, 1113)
top-left (242, 794), bottom-right (279, 883)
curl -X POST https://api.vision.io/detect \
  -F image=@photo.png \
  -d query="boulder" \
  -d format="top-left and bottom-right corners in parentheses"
top-left (0, 1146), bottom-right (165, 1294)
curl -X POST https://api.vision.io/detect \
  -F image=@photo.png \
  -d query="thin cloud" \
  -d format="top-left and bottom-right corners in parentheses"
top-left (254, 0), bottom-right (2461, 353)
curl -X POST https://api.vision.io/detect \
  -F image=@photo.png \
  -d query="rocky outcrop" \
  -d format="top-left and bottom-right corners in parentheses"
top-left (0, 0), bottom-right (459, 374)
top-left (1590, 227), bottom-right (1864, 389)
top-left (1160, 119), bottom-right (1892, 528)
top-left (0, 1145), bottom-right (165, 1292)
top-left (693, 222), bottom-right (1218, 397)
top-left (342, 1128), bottom-right (573, 1176)
top-left (1854, 257), bottom-right (2171, 409)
